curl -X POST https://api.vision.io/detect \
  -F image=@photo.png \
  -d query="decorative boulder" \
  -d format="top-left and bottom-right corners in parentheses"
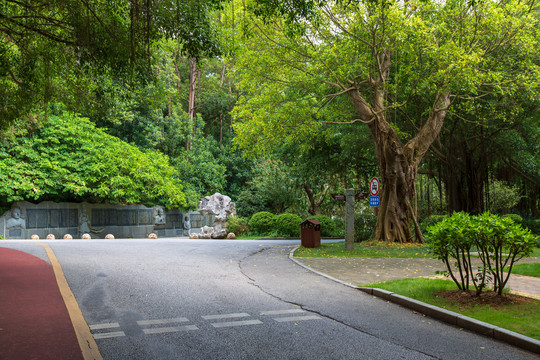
top-left (197, 193), bottom-right (236, 239)
top-left (46, 234), bottom-right (55, 239)
top-left (227, 233), bottom-right (236, 239)
top-left (105, 234), bottom-right (115, 239)
top-left (148, 233), bottom-right (158, 239)
top-left (63, 234), bottom-right (73, 239)
top-left (30, 234), bottom-right (39, 240)
top-left (189, 233), bottom-right (199, 239)
top-left (81, 233), bottom-right (91, 239)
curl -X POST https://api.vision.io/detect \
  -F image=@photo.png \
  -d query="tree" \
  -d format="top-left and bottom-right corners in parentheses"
top-left (228, 0), bottom-right (539, 242)
top-left (0, 109), bottom-right (186, 209)
top-left (0, 0), bottom-right (222, 127)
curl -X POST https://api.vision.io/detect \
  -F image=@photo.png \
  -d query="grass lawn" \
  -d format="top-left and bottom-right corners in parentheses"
top-left (506, 263), bottom-right (540, 278)
top-left (363, 278), bottom-right (540, 340)
top-left (294, 241), bottom-right (433, 258)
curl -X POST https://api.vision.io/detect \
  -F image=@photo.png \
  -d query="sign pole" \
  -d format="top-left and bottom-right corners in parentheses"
top-left (345, 189), bottom-right (355, 251)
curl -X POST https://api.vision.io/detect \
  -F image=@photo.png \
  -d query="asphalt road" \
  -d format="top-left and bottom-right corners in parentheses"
top-left (2, 239), bottom-right (537, 359)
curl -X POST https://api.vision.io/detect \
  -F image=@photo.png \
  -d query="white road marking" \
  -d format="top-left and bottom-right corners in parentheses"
top-left (260, 309), bottom-right (305, 316)
top-left (137, 318), bottom-right (189, 326)
top-left (211, 320), bottom-right (263, 328)
top-left (93, 331), bottom-right (126, 339)
top-left (143, 325), bottom-right (199, 334)
top-left (273, 315), bottom-right (321, 322)
top-left (89, 323), bottom-right (121, 330)
top-left (202, 313), bottom-right (251, 320)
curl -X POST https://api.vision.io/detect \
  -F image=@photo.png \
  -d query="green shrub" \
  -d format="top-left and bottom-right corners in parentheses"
top-left (226, 216), bottom-right (250, 236)
top-left (420, 215), bottom-right (445, 236)
top-left (427, 212), bottom-right (537, 296)
top-left (275, 213), bottom-right (302, 237)
top-left (249, 211), bottom-right (276, 235)
top-left (332, 218), bottom-right (345, 237)
top-left (306, 215), bottom-right (336, 237)
top-left (354, 214), bottom-right (377, 242)
top-left (503, 214), bottom-right (523, 224)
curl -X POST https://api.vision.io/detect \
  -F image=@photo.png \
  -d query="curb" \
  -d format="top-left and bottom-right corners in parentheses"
top-left (289, 246), bottom-right (540, 355)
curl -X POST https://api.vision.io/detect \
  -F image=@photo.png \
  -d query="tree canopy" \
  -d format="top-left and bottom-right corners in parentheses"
top-left (0, 0), bottom-right (223, 126)
top-left (228, 0), bottom-right (540, 242)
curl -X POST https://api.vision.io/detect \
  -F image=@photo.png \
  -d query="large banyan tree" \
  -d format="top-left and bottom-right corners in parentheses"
top-left (229, 0), bottom-right (539, 242)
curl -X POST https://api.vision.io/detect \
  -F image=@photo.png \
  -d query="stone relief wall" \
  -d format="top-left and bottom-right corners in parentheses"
top-left (0, 201), bottom-right (207, 239)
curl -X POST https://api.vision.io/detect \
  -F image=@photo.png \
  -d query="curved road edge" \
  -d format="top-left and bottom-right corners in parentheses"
top-left (288, 246), bottom-right (540, 355)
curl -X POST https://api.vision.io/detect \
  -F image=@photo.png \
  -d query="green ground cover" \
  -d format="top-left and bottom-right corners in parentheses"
top-left (362, 278), bottom-right (540, 340)
top-left (506, 263), bottom-right (540, 278)
top-left (294, 241), bottom-right (432, 258)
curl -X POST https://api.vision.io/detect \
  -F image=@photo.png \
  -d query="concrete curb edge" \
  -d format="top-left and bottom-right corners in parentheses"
top-left (289, 246), bottom-right (540, 355)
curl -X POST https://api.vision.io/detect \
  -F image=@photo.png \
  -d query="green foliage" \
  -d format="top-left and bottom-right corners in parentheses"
top-left (522, 218), bottom-right (540, 236)
top-left (236, 158), bottom-right (301, 217)
top-left (0, 111), bottom-right (186, 208)
top-left (427, 212), bottom-right (537, 296)
top-left (354, 214), bottom-right (377, 242)
top-left (275, 213), bottom-right (302, 237)
top-left (332, 218), bottom-right (345, 237)
top-left (420, 215), bottom-right (446, 237)
top-left (0, 0), bottom-right (223, 126)
top-left (503, 214), bottom-right (523, 225)
top-left (487, 180), bottom-right (522, 214)
top-left (249, 211), bottom-right (276, 235)
top-left (226, 215), bottom-right (251, 236)
top-left (306, 215), bottom-right (337, 237)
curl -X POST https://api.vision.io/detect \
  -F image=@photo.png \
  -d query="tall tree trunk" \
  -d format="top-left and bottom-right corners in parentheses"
top-left (303, 183), bottom-right (328, 215)
top-left (347, 79), bottom-right (450, 243)
top-left (186, 58), bottom-right (197, 151)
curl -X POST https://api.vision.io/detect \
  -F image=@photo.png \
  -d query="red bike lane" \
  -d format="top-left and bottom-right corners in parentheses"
top-left (0, 246), bottom-right (84, 360)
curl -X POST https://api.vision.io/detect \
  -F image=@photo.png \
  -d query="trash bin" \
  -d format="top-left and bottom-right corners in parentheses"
top-left (300, 219), bottom-right (322, 248)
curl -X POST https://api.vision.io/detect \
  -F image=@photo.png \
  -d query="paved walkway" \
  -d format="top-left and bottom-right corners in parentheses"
top-left (295, 255), bottom-right (540, 299)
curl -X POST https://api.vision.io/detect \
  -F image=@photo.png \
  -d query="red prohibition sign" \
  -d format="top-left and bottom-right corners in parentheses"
top-left (370, 177), bottom-right (380, 196)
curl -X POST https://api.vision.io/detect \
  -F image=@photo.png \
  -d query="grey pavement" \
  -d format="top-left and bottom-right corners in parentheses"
top-left (295, 254), bottom-right (540, 299)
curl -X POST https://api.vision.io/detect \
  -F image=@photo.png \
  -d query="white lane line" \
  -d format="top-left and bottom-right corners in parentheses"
top-left (273, 315), bottom-right (321, 323)
top-left (260, 309), bottom-right (305, 316)
top-left (137, 318), bottom-right (189, 326)
top-left (211, 320), bottom-right (263, 328)
top-left (93, 331), bottom-right (126, 339)
top-left (202, 313), bottom-right (251, 320)
top-left (89, 323), bottom-right (120, 330)
top-left (143, 325), bottom-right (199, 334)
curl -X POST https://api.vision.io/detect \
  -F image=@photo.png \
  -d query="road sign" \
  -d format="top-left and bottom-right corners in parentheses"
top-left (331, 193), bottom-right (346, 201)
top-left (369, 196), bottom-right (379, 207)
top-left (370, 177), bottom-right (380, 196)
top-left (355, 192), bottom-right (369, 200)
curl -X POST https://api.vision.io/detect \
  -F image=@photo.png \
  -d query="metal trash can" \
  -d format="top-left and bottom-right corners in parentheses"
top-left (300, 219), bottom-right (322, 248)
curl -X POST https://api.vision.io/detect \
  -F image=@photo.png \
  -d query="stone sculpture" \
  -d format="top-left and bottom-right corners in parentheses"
top-left (6, 207), bottom-right (25, 229)
top-left (197, 193), bottom-right (236, 239)
top-left (154, 207), bottom-right (166, 225)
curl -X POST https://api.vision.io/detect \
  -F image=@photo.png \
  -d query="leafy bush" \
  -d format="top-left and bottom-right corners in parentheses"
top-left (427, 212), bottom-right (537, 296)
top-left (503, 214), bottom-right (523, 224)
top-left (275, 213), bottom-right (302, 237)
top-left (420, 215), bottom-right (445, 236)
top-left (354, 214), bottom-right (377, 242)
top-left (306, 215), bottom-right (336, 237)
top-left (332, 218), bottom-right (345, 237)
top-left (226, 216), bottom-right (250, 236)
top-left (0, 111), bottom-right (186, 208)
top-left (249, 211), bottom-right (276, 235)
